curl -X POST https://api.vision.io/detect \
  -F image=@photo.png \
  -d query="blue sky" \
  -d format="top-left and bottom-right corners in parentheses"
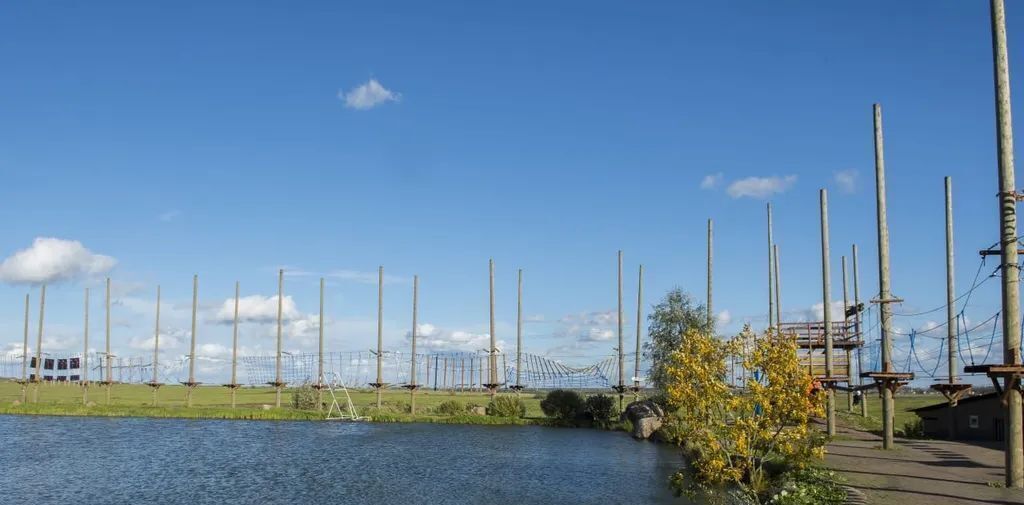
top-left (0, 1), bottom-right (1019, 384)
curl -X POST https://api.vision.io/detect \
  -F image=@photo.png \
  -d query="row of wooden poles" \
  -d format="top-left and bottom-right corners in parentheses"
top-left (700, 1), bottom-right (1024, 487)
top-left (16, 256), bottom-right (651, 415)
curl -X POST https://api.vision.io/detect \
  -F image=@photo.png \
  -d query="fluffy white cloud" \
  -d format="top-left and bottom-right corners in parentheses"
top-left (557, 310), bottom-right (622, 344)
top-left (700, 172), bottom-right (724, 190)
top-left (833, 169), bottom-right (858, 193)
top-left (0, 238), bottom-right (116, 284)
top-left (129, 328), bottom-right (186, 351)
top-left (211, 295), bottom-right (301, 324)
top-left (726, 175), bottom-right (797, 199)
top-left (408, 323), bottom-right (504, 353)
top-left (340, 79), bottom-right (400, 110)
top-left (717, 310), bottom-right (732, 327)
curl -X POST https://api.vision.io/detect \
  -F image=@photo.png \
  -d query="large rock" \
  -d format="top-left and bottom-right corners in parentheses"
top-left (620, 400), bottom-right (665, 439)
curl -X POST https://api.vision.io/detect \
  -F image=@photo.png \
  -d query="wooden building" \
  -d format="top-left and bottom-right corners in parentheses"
top-left (912, 393), bottom-right (1007, 442)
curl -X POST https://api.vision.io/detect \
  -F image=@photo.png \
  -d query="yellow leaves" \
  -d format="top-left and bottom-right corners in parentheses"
top-left (661, 326), bottom-right (828, 489)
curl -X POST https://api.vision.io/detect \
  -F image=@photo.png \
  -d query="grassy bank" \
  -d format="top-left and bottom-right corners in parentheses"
top-left (0, 380), bottom-right (549, 424)
top-left (835, 391), bottom-right (944, 434)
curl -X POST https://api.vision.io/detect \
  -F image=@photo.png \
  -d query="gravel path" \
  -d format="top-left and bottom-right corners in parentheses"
top-left (825, 423), bottom-right (1024, 504)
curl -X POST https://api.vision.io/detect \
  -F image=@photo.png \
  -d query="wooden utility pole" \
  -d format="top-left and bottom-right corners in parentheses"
top-left (186, 275), bottom-right (199, 407)
top-left (515, 269), bottom-right (523, 390)
top-left (991, 0), bottom-right (1023, 486)
top-left (616, 250), bottom-right (625, 410)
top-left (774, 244), bottom-right (782, 325)
top-left (634, 264), bottom-right (643, 399)
top-left (21, 293), bottom-right (29, 403)
top-left (871, 103), bottom-right (909, 450)
top-left (768, 203), bottom-right (775, 329)
top-left (409, 275), bottom-right (419, 413)
top-left (853, 244), bottom-right (867, 417)
top-left (820, 189), bottom-right (836, 436)
top-left (33, 285), bottom-right (46, 403)
top-left (842, 257), bottom-right (852, 412)
top-left (488, 259), bottom-right (497, 396)
top-left (707, 219), bottom-right (713, 329)
top-left (374, 266), bottom-right (384, 408)
top-left (316, 278), bottom-right (325, 410)
top-left (945, 177), bottom-right (958, 384)
top-left (82, 289), bottom-right (89, 404)
top-left (229, 281), bottom-right (240, 408)
top-left (151, 286), bottom-right (161, 406)
top-left (105, 278), bottom-right (112, 404)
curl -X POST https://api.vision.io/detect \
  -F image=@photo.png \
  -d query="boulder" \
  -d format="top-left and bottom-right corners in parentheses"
top-left (86, 401), bottom-right (97, 408)
top-left (620, 400), bottom-right (666, 440)
top-left (261, 404), bottom-right (272, 410)
top-left (471, 406), bottom-right (487, 416)
top-left (11, 400), bottom-right (20, 406)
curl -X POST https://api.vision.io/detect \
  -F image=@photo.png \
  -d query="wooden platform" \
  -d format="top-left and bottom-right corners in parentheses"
top-left (145, 381), bottom-right (165, 389)
top-left (930, 383), bottom-right (973, 406)
top-left (400, 384), bottom-right (421, 390)
top-left (964, 364), bottom-right (1024, 400)
top-left (860, 371), bottom-right (914, 394)
top-left (367, 382), bottom-right (387, 389)
top-left (180, 381), bottom-right (202, 387)
top-left (221, 383), bottom-right (241, 389)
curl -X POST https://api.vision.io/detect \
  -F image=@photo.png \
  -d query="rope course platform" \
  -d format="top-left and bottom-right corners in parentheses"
top-left (964, 364), bottom-right (1024, 401)
top-left (930, 383), bottom-right (973, 406)
top-left (860, 371), bottom-right (915, 394)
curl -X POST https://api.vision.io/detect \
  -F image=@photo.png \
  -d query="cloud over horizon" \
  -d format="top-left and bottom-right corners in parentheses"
top-left (340, 79), bottom-right (400, 110)
top-left (0, 237), bottom-right (116, 285)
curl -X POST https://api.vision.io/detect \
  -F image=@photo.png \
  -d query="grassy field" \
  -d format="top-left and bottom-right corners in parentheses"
top-left (0, 380), bottom-right (549, 422)
top-left (834, 391), bottom-right (946, 434)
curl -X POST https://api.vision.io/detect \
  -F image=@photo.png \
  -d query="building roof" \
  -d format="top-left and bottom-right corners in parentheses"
top-left (911, 392), bottom-right (998, 413)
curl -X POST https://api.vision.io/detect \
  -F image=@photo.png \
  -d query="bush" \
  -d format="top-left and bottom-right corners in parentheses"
top-left (585, 394), bottom-right (616, 423)
top-left (433, 400), bottom-right (465, 416)
top-left (291, 385), bottom-right (318, 410)
top-left (487, 395), bottom-right (527, 418)
top-left (768, 467), bottom-right (846, 505)
top-left (900, 418), bottom-right (927, 439)
top-left (540, 389), bottom-right (585, 420)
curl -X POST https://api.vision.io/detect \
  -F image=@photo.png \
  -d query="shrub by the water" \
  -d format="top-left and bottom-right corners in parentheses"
top-left (900, 418), bottom-right (927, 439)
top-left (291, 385), bottom-right (318, 410)
top-left (487, 395), bottom-right (526, 418)
top-left (433, 400), bottom-right (465, 416)
top-left (585, 394), bottom-right (616, 423)
top-left (540, 389), bottom-right (585, 420)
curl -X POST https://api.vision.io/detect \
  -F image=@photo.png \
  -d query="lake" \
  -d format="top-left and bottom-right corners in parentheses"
top-left (0, 416), bottom-right (688, 504)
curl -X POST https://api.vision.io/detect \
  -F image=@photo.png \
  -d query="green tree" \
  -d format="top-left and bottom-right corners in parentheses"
top-left (645, 288), bottom-right (711, 392)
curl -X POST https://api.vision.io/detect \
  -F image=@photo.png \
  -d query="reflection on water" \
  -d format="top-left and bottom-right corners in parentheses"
top-left (0, 416), bottom-right (689, 504)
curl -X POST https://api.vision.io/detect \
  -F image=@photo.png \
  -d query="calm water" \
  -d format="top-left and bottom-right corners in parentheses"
top-left (0, 416), bottom-right (688, 504)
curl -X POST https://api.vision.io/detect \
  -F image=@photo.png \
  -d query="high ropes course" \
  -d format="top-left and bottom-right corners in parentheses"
top-left (242, 350), bottom-right (652, 391)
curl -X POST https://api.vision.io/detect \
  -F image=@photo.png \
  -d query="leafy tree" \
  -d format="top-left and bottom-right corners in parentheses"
top-left (540, 389), bottom-right (585, 420)
top-left (645, 288), bottom-right (712, 392)
top-left (291, 385), bottom-right (318, 410)
top-left (584, 394), bottom-right (616, 423)
top-left (664, 324), bottom-right (826, 502)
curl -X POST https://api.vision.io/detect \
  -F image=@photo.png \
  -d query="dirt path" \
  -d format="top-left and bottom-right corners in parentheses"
top-left (824, 423), bottom-right (1024, 504)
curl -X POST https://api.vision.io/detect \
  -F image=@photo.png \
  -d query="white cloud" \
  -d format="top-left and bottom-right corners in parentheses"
top-left (717, 310), bottom-right (732, 327)
top-left (0, 238), bottom-right (116, 285)
top-left (794, 301), bottom-right (847, 322)
top-left (833, 169), bottom-right (858, 193)
top-left (129, 328), bottom-right (186, 351)
top-left (211, 295), bottom-right (301, 324)
top-left (158, 209), bottom-right (182, 222)
top-left (557, 310), bottom-right (623, 344)
top-left (726, 175), bottom-right (797, 199)
top-left (407, 323), bottom-right (504, 353)
top-left (700, 172), bottom-right (724, 190)
top-left (340, 79), bottom-right (401, 110)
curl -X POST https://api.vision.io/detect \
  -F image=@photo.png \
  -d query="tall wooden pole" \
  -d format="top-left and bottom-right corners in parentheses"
top-left (634, 265), bottom-right (643, 398)
top-left (82, 289), bottom-right (89, 404)
top-left (231, 281), bottom-right (240, 408)
top-left (488, 259), bottom-right (497, 396)
top-left (33, 285), bottom-right (46, 403)
top-left (410, 275), bottom-right (418, 413)
top-left (874, 104), bottom-right (897, 449)
top-left (842, 257), bottom-right (852, 412)
top-left (945, 177), bottom-right (958, 384)
top-left (275, 269), bottom-right (284, 408)
top-left (774, 244), bottom-right (782, 325)
top-left (767, 203), bottom-right (775, 330)
top-left (820, 189), bottom-right (835, 436)
top-left (375, 266), bottom-right (383, 408)
top-left (21, 293), bottom-right (29, 403)
top-left (105, 278), bottom-right (112, 404)
top-left (152, 286), bottom-right (161, 406)
top-left (991, 0), bottom-right (1023, 486)
top-left (853, 244), bottom-right (867, 417)
top-left (707, 219), bottom-right (713, 329)
top-left (617, 250), bottom-right (624, 410)
top-left (187, 275), bottom-right (198, 407)
top-left (516, 269), bottom-right (523, 389)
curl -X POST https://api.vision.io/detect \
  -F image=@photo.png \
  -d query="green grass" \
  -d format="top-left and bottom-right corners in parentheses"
top-left (834, 391), bottom-right (945, 434)
top-left (0, 380), bottom-right (549, 423)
